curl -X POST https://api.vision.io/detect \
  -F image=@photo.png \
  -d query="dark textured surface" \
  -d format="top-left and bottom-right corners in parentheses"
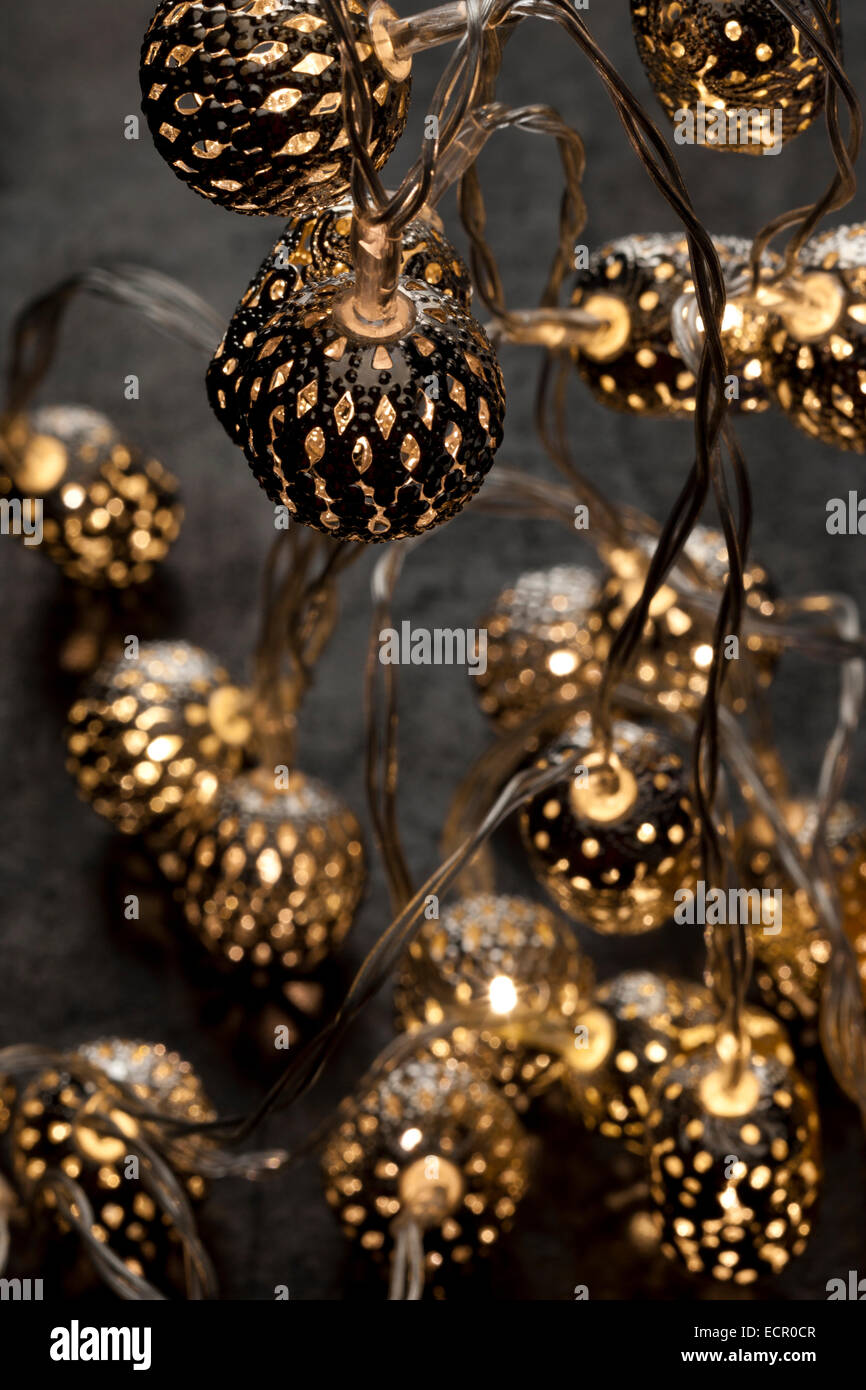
top-left (1, 2), bottom-right (866, 1301)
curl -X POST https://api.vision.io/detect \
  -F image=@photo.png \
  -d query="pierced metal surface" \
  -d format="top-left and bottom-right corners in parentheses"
top-left (140, 0), bottom-right (411, 215)
top-left (771, 224), bottom-right (866, 453)
top-left (647, 1045), bottom-right (821, 1283)
top-left (321, 1050), bottom-right (530, 1274)
top-left (394, 892), bottom-right (594, 1106)
top-left (180, 767), bottom-right (366, 978)
top-left (521, 718), bottom-right (701, 935)
top-left (630, 0), bottom-right (839, 153)
top-left (0, 406), bottom-right (183, 589)
top-left (210, 275), bottom-right (505, 541)
top-left (65, 641), bottom-right (246, 838)
top-left (572, 234), bottom-right (781, 416)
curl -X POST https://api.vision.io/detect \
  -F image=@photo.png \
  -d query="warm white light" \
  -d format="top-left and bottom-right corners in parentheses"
top-left (489, 974), bottom-right (518, 1015)
top-left (547, 648), bottom-right (578, 677)
top-left (400, 1127), bottom-right (423, 1152)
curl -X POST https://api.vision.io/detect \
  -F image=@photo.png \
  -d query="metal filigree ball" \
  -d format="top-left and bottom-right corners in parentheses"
top-left (0, 406), bottom-right (183, 588)
top-left (474, 565), bottom-right (605, 731)
top-left (209, 200), bottom-right (472, 446)
top-left (600, 525), bottom-right (778, 716)
top-left (7, 1039), bottom-right (213, 1286)
top-left (630, 1), bottom-right (840, 154)
top-left (571, 234), bottom-right (781, 416)
top-left (521, 718), bottom-right (701, 934)
top-left (737, 799), bottom-right (866, 1023)
top-left (65, 641), bottom-right (248, 838)
top-left (321, 1051), bottom-right (530, 1274)
top-left (180, 766), bottom-right (365, 980)
top-left (647, 1046), bottom-right (822, 1283)
top-left (210, 276), bottom-right (505, 541)
top-left (140, 0), bottom-right (410, 216)
top-left (393, 893), bottom-right (594, 1107)
top-left (770, 224), bottom-right (866, 453)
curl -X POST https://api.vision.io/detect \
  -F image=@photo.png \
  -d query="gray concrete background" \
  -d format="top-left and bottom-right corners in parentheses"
top-left (1, 2), bottom-right (865, 1300)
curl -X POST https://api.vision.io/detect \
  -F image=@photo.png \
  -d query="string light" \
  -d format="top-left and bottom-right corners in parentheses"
top-left (521, 717), bottom-right (701, 934)
top-left (140, 0), bottom-right (411, 216)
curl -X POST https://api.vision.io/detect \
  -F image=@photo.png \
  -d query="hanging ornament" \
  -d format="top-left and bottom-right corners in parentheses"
top-left (736, 798), bottom-right (866, 1024)
top-left (1, 1038), bottom-right (216, 1295)
top-left (571, 234), bottom-right (781, 417)
top-left (630, 1), bottom-right (840, 154)
top-left (646, 1041), bottom-right (822, 1283)
top-left (140, 0), bottom-right (411, 217)
top-left (0, 405), bottom-right (183, 588)
top-left (212, 274), bottom-right (505, 541)
top-left (65, 641), bottom-right (249, 839)
top-left (474, 565), bottom-right (605, 731)
top-left (321, 1050), bottom-right (530, 1290)
top-left (393, 892), bottom-right (594, 1107)
top-left (770, 224), bottom-right (866, 453)
top-left (599, 525), bottom-right (778, 716)
top-left (521, 717), bottom-right (701, 934)
top-left (179, 765), bottom-right (366, 987)
top-left (208, 199), bottom-right (472, 447)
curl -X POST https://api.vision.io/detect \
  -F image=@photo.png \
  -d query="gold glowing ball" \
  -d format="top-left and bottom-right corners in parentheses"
top-left (210, 274), bottom-right (505, 542)
top-left (770, 224), bottom-right (866, 453)
top-left (521, 717), bottom-right (700, 934)
top-left (737, 799), bottom-right (866, 1023)
top-left (321, 1051), bottom-right (530, 1272)
top-left (562, 971), bottom-right (710, 1153)
top-left (0, 405), bottom-right (183, 588)
top-left (65, 641), bottom-right (248, 838)
top-left (180, 766), bottom-right (365, 979)
top-left (473, 565), bottom-right (605, 731)
top-left (571, 234), bottom-right (781, 417)
top-left (140, 0), bottom-right (411, 217)
top-left (647, 1047), bottom-right (822, 1283)
top-left (630, 1), bottom-right (840, 154)
top-left (393, 893), bottom-right (594, 1106)
top-left (600, 525), bottom-right (778, 716)
top-left (8, 1039), bottom-right (214, 1286)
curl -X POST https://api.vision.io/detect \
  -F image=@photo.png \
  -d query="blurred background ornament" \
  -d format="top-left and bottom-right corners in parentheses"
top-left (1, 1038), bottom-right (217, 1296)
top-left (65, 640), bottom-right (249, 839)
top-left (320, 1049), bottom-right (530, 1295)
top-left (736, 798), bottom-right (866, 1024)
top-left (571, 234), bottom-right (781, 416)
top-left (179, 765), bottom-right (366, 992)
top-left (770, 223), bottom-right (866, 453)
top-left (212, 274), bottom-right (505, 541)
top-left (140, 0), bottom-right (411, 217)
top-left (0, 405), bottom-right (183, 588)
top-left (630, 0), bottom-right (840, 154)
top-left (521, 717), bottom-right (701, 934)
top-left (473, 564), bottom-right (605, 731)
top-left (393, 892), bottom-right (594, 1107)
top-left (646, 1041), bottom-right (822, 1283)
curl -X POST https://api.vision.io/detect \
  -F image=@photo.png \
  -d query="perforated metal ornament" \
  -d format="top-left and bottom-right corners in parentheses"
top-left (521, 717), bottom-right (700, 934)
top-left (65, 641), bottom-right (248, 838)
top-left (140, 0), bottom-right (410, 216)
top-left (394, 893), bottom-right (594, 1106)
top-left (571, 234), bottom-right (781, 416)
top-left (209, 201), bottom-right (472, 446)
top-left (737, 799), bottom-right (866, 1023)
top-left (647, 1046), bottom-right (821, 1283)
top-left (7, 1039), bottom-right (213, 1286)
top-left (321, 1051), bottom-right (530, 1273)
top-left (180, 767), bottom-right (365, 979)
top-left (770, 224), bottom-right (866, 453)
top-left (0, 406), bottom-right (182, 588)
top-left (630, 1), bottom-right (840, 153)
top-left (474, 565), bottom-right (605, 731)
top-left (211, 275), bottom-right (505, 541)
